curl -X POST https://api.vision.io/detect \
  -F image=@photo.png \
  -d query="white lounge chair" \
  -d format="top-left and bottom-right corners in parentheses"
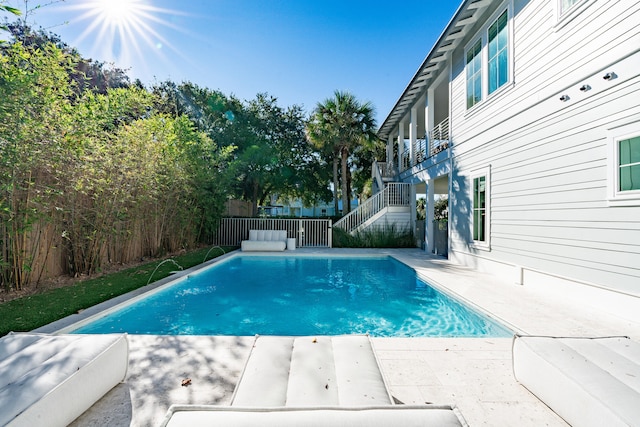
top-left (512, 334), bottom-right (640, 427)
top-left (241, 230), bottom-right (288, 252)
top-left (161, 335), bottom-right (468, 426)
top-left (0, 332), bottom-right (129, 427)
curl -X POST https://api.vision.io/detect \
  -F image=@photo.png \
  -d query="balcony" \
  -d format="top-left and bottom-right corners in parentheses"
top-left (399, 117), bottom-right (450, 171)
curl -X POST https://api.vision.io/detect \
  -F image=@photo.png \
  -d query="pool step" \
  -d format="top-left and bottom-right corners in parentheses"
top-left (231, 335), bottom-right (392, 407)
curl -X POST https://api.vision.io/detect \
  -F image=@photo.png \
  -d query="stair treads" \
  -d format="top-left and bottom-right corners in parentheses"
top-left (231, 336), bottom-right (294, 407)
top-left (286, 337), bottom-right (339, 406)
top-left (331, 336), bottom-right (392, 405)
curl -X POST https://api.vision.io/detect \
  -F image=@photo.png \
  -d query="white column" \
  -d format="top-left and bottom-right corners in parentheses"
top-left (409, 106), bottom-right (417, 166)
top-left (425, 179), bottom-right (435, 253)
top-left (427, 88), bottom-right (435, 156)
top-left (410, 184), bottom-right (417, 247)
top-left (424, 99), bottom-right (429, 145)
top-left (397, 123), bottom-right (404, 172)
top-left (387, 135), bottom-right (394, 169)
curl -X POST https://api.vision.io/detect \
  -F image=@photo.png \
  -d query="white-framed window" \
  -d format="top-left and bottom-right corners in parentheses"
top-left (608, 122), bottom-right (640, 206)
top-left (464, 3), bottom-right (512, 111)
top-left (488, 10), bottom-right (509, 95)
top-left (466, 39), bottom-right (482, 109)
top-left (470, 166), bottom-right (491, 249)
top-left (560, 0), bottom-right (581, 14)
top-left (554, 0), bottom-right (594, 28)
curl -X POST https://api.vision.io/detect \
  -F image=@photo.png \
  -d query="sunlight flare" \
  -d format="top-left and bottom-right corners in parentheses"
top-left (62, 0), bottom-right (190, 76)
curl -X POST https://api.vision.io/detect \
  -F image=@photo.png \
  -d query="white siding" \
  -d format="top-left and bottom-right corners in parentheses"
top-left (448, 0), bottom-right (640, 295)
top-left (358, 208), bottom-right (411, 233)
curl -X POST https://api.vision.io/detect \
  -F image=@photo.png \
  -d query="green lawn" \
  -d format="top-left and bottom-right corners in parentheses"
top-left (0, 246), bottom-right (236, 336)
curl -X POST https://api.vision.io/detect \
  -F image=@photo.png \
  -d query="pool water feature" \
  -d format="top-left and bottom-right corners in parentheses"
top-left (72, 256), bottom-right (512, 337)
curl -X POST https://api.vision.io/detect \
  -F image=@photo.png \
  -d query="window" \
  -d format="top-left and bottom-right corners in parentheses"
top-left (466, 40), bottom-right (482, 108)
top-left (488, 10), bottom-right (508, 94)
top-left (464, 5), bottom-right (511, 111)
top-left (560, 0), bottom-right (581, 15)
top-left (473, 176), bottom-right (487, 241)
top-left (618, 136), bottom-right (640, 192)
top-left (555, 0), bottom-right (594, 27)
top-left (470, 166), bottom-right (491, 249)
top-left (607, 123), bottom-right (640, 206)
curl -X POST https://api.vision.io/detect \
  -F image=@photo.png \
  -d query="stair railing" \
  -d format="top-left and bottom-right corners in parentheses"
top-left (334, 183), bottom-right (411, 233)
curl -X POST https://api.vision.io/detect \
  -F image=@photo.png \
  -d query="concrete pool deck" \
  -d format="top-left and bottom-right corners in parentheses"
top-left (55, 248), bottom-right (639, 426)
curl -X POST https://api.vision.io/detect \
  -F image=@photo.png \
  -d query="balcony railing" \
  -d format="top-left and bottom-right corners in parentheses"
top-left (398, 117), bottom-right (450, 172)
top-left (429, 117), bottom-right (449, 155)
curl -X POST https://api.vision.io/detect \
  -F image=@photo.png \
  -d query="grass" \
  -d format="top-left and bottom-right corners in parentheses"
top-left (0, 246), bottom-right (236, 336)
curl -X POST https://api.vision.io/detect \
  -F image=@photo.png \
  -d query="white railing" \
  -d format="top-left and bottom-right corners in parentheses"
top-left (213, 218), bottom-right (332, 247)
top-left (414, 138), bottom-right (428, 165)
top-left (398, 118), bottom-right (449, 172)
top-left (334, 183), bottom-right (411, 233)
top-left (400, 150), bottom-right (410, 171)
top-left (429, 117), bottom-right (449, 155)
top-left (372, 159), bottom-right (385, 193)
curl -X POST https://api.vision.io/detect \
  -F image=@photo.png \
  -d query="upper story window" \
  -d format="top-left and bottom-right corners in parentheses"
top-left (488, 10), bottom-right (509, 94)
top-left (466, 40), bottom-right (482, 108)
top-left (560, 0), bottom-right (581, 15)
top-left (464, 4), bottom-right (512, 111)
top-left (555, 0), bottom-right (593, 27)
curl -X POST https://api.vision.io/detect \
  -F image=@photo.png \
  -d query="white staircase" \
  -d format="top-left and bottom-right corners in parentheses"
top-left (334, 183), bottom-right (411, 234)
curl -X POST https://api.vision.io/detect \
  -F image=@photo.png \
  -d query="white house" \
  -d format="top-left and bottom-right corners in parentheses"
top-left (357, 0), bottom-right (640, 320)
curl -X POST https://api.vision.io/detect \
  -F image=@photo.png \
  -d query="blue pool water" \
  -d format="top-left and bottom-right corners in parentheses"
top-left (73, 256), bottom-right (512, 337)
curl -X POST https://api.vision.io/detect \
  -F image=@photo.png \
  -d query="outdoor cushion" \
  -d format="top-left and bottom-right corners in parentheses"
top-left (231, 336), bottom-right (295, 406)
top-left (164, 335), bottom-right (468, 426)
top-left (249, 229), bottom-right (287, 242)
top-left (161, 404), bottom-right (467, 427)
top-left (512, 335), bottom-right (640, 427)
top-left (241, 240), bottom-right (287, 251)
top-left (0, 332), bottom-right (129, 427)
top-left (241, 229), bottom-right (288, 251)
top-left (231, 335), bottom-right (392, 407)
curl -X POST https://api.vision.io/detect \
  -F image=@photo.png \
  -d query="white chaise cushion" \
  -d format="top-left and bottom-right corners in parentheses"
top-left (0, 333), bottom-right (129, 427)
top-left (161, 405), bottom-right (467, 427)
top-left (248, 230), bottom-right (287, 242)
top-left (512, 335), bottom-right (640, 427)
top-left (242, 230), bottom-right (288, 251)
top-left (231, 335), bottom-right (393, 407)
top-left (241, 240), bottom-right (287, 251)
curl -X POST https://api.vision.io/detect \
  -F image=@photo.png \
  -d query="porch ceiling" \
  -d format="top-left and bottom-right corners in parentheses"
top-left (377, 0), bottom-right (496, 140)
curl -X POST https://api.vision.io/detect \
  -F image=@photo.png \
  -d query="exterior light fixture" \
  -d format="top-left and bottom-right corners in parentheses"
top-left (579, 84), bottom-right (591, 92)
top-left (603, 72), bottom-right (616, 81)
top-left (559, 95), bottom-right (570, 102)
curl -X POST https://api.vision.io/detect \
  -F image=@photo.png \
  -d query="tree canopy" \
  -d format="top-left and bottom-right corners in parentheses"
top-left (0, 20), bottom-right (378, 291)
top-left (307, 90), bottom-right (380, 215)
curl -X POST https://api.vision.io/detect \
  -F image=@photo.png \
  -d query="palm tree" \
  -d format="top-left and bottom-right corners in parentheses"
top-left (307, 91), bottom-right (376, 215)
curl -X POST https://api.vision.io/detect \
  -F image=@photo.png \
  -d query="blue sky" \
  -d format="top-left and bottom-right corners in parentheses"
top-left (2, 0), bottom-right (460, 126)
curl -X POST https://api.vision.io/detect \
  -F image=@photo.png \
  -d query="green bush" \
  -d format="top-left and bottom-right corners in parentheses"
top-left (333, 225), bottom-right (414, 248)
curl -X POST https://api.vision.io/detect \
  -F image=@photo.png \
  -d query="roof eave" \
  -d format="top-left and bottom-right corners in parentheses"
top-left (377, 0), bottom-right (494, 140)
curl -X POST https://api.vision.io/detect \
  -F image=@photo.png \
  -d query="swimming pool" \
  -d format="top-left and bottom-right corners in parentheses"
top-left (72, 255), bottom-right (512, 337)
